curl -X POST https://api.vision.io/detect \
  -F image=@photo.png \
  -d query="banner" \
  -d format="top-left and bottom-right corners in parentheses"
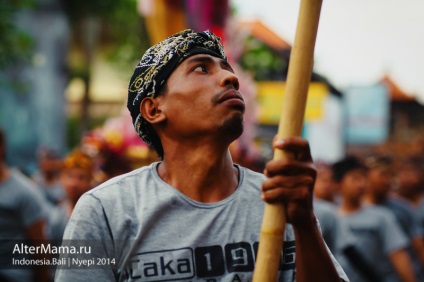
top-left (256, 82), bottom-right (329, 125)
top-left (344, 83), bottom-right (389, 144)
top-left (304, 95), bottom-right (344, 163)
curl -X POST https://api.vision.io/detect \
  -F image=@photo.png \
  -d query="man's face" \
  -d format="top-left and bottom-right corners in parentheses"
top-left (155, 54), bottom-right (245, 142)
top-left (340, 169), bottom-right (367, 201)
top-left (367, 166), bottom-right (393, 196)
top-left (396, 165), bottom-right (422, 196)
top-left (61, 168), bottom-right (92, 202)
top-left (39, 158), bottom-right (62, 176)
top-left (314, 167), bottom-right (337, 201)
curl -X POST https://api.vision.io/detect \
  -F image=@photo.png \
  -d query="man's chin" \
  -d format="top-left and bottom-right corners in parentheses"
top-left (220, 114), bottom-right (244, 140)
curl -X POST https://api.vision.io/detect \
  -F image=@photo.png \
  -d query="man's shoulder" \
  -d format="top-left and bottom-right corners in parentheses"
top-left (8, 169), bottom-right (37, 189)
top-left (362, 205), bottom-right (399, 225)
top-left (86, 162), bottom-right (158, 197)
top-left (236, 164), bottom-right (266, 182)
top-left (314, 198), bottom-right (337, 211)
top-left (314, 199), bottom-right (338, 221)
top-left (3, 169), bottom-right (45, 200)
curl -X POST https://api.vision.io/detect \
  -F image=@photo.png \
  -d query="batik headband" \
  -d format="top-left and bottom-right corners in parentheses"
top-left (127, 29), bottom-right (227, 148)
top-left (63, 149), bottom-right (93, 172)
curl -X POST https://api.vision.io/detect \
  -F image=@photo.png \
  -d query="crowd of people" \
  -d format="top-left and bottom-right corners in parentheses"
top-left (1, 27), bottom-right (424, 281)
top-left (0, 128), bottom-right (134, 282)
top-left (313, 153), bottom-right (424, 282)
top-left (2, 123), bottom-right (424, 282)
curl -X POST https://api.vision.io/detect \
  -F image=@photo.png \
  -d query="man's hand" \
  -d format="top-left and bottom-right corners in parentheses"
top-left (261, 137), bottom-right (317, 227)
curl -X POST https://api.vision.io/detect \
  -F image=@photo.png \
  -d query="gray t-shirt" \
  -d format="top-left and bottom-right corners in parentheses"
top-left (32, 172), bottom-right (66, 206)
top-left (55, 162), bottom-right (348, 281)
top-left (313, 198), bottom-right (355, 255)
top-left (339, 205), bottom-right (409, 282)
top-left (0, 169), bottom-right (48, 282)
top-left (382, 197), bottom-right (423, 239)
top-left (413, 198), bottom-right (424, 236)
top-left (379, 197), bottom-right (424, 279)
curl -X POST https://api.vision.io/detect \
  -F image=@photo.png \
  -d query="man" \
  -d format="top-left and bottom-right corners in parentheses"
top-left (396, 156), bottom-right (424, 207)
top-left (32, 146), bottom-right (66, 206)
top-left (48, 148), bottom-right (94, 241)
top-left (364, 155), bottom-right (424, 278)
top-left (59, 148), bottom-right (94, 215)
top-left (313, 162), bottom-right (342, 253)
top-left (0, 129), bottom-right (50, 282)
top-left (333, 156), bottom-right (416, 282)
top-left (55, 30), bottom-right (347, 281)
top-left (314, 162), bottom-right (338, 203)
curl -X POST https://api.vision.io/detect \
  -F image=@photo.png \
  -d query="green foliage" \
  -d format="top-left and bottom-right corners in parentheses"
top-left (66, 0), bottom-right (149, 73)
top-left (0, 0), bottom-right (35, 69)
top-left (239, 36), bottom-right (288, 81)
top-left (65, 0), bottom-right (120, 21)
top-left (66, 116), bottom-right (81, 149)
top-left (103, 0), bottom-right (151, 72)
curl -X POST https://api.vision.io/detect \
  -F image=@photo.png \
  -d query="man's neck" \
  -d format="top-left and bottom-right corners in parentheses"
top-left (42, 172), bottom-right (58, 185)
top-left (399, 192), bottom-right (423, 207)
top-left (158, 142), bottom-right (238, 203)
top-left (363, 192), bottom-right (386, 205)
top-left (339, 198), bottom-right (362, 214)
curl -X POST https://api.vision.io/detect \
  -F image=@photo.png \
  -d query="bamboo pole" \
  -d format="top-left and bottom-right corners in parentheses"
top-left (252, 0), bottom-right (323, 281)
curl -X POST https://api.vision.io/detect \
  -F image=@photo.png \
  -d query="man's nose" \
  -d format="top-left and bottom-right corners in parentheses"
top-left (219, 69), bottom-right (239, 90)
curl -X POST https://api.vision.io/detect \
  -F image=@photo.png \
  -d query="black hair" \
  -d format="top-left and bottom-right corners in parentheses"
top-left (365, 154), bottom-right (393, 169)
top-left (331, 156), bottom-right (367, 182)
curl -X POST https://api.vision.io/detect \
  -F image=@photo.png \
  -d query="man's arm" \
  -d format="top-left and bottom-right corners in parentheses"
top-left (26, 219), bottom-right (51, 282)
top-left (261, 137), bottom-right (344, 282)
top-left (411, 236), bottom-right (424, 266)
top-left (389, 248), bottom-right (416, 282)
top-left (293, 216), bottom-right (342, 282)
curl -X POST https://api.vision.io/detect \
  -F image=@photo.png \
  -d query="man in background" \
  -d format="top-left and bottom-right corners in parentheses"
top-left (0, 128), bottom-right (50, 282)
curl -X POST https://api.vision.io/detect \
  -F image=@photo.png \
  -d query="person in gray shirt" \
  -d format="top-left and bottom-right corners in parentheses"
top-left (364, 155), bottom-right (424, 279)
top-left (333, 156), bottom-right (416, 282)
top-left (0, 129), bottom-right (50, 282)
top-left (55, 29), bottom-right (347, 282)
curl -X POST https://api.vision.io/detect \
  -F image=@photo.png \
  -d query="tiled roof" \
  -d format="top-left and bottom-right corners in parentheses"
top-left (382, 75), bottom-right (414, 101)
top-left (238, 20), bottom-right (291, 51)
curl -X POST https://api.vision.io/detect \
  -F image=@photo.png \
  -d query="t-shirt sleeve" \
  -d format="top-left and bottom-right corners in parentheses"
top-left (318, 219), bottom-right (350, 282)
top-left (411, 210), bottom-right (424, 238)
top-left (54, 194), bottom-right (117, 281)
top-left (18, 176), bottom-right (48, 227)
top-left (380, 210), bottom-right (409, 254)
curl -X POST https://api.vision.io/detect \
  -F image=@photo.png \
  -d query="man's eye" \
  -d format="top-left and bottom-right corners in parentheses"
top-left (193, 65), bottom-right (207, 73)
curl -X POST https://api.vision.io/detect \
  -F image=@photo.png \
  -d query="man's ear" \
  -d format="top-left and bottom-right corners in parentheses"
top-left (140, 97), bottom-right (166, 124)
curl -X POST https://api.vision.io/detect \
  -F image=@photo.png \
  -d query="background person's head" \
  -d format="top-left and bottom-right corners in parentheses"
top-left (365, 155), bottom-right (394, 200)
top-left (396, 156), bottom-right (424, 200)
top-left (127, 29), bottom-right (236, 159)
top-left (313, 161), bottom-right (337, 202)
top-left (37, 146), bottom-right (63, 180)
top-left (60, 149), bottom-right (93, 205)
top-left (332, 156), bottom-right (368, 203)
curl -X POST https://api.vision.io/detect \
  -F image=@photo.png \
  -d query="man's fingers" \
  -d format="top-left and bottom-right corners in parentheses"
top-left (273, 137), bottom-right (313, 162)
top-left (265, 159), bottom-right (316, 178)
top-left (261, 184), bottom-right (312, 203)
top-left (262, 175), bottom-right (315, 192)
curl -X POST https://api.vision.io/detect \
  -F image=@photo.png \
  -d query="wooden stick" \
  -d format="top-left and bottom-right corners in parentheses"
top-left (252, 0), bottom-right (323, 281)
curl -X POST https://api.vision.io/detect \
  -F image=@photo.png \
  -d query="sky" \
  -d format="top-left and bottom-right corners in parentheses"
top-left (231, 0), bottom-right (424, 104)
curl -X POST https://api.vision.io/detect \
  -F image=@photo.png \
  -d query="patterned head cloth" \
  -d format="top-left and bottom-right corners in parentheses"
top-left (63, 149), bottom-right (93, 173)
top-left (127, 29), bottom-right (227, 150)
